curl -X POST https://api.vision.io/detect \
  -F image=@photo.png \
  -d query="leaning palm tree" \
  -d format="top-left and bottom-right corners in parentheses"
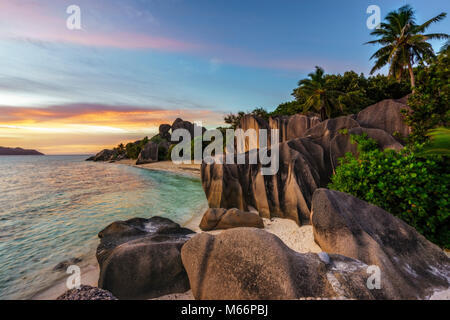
top-left (366, 5), bottom-right (448, 88)
top-left (296, 66), bottom-right (343, 120)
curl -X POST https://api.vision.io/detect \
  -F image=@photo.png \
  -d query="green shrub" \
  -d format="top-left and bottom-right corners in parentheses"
top-left (125, 136), bottom-right (148, 159)
top-left (329, 134), bottom-right (449, 248)
top-left (404, 48), bottom-right (449, 144)
top-left (150, 134), bottom-right (165, 144)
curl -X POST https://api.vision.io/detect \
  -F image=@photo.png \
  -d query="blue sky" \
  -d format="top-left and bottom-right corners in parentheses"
top-left (0, 0), bottom-right (448, 154)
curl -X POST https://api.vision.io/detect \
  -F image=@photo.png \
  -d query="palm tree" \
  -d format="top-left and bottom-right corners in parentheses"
top-left (366, 5), bottom-right (448, 89)
top-left (296, 66), bottom-right (343, 120)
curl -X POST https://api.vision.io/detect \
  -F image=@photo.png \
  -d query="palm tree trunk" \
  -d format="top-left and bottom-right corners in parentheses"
top-left (407, 60), bottom-right (415, 91)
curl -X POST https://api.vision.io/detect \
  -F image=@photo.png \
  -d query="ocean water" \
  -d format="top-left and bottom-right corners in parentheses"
top-left (0, 155), bottom-right (208, 299)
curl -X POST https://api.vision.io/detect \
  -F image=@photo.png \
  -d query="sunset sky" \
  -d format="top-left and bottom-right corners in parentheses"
top-left (0, 0), bottom-right (448, 154)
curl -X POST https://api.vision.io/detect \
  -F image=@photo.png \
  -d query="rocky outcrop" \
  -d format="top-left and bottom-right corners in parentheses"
top-left (201, 136), bottom-right (328, 224)
top-left (57, 285), bottom-right (117, 300)
top-left (96, 216), bottom-right (195, 300)
top-left (199, 208), bottom-right (264, 231)
top-left (311, 189), bottom-right (450, 299)
top-left (239, 114), bottom-right (321, 152)
top-left (201, 106), bottom-right (412, 225)
top-left (136, 142), bottom-right (158, 164)
top-left (88, 149), bottom-right (117, 162)
top-left (171, 118), bottom-right (206, 139)
top-left (201, 116), bottom-right (363, 224)
top-left (159, 124), bottom-right (172, 141)
top-left (181, 228), bottom-right (390, 300)
top-left (136, 140), bottom-right (169, 164)
top-left (330, 127), bottom-right (403, 171)
top-left (356, 98), bottom-right (411, 141)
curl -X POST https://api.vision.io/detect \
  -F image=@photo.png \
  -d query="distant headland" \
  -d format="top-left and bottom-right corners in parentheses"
top-left (0, 147), bottom-right (44, 156)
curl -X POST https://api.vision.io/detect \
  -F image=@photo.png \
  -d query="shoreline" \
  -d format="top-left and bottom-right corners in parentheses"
top-left (32, 160), bottom-right (321, 300)
top-left (32, 161), bottom-right (203, 300)
top-left (115, 159), bottom-right (201, 179)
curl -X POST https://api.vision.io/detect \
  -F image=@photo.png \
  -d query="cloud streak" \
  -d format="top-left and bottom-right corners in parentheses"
top-left (0, 103), bottom-right (225, 154)
top-left (0, 103), bottom-right (225, 128)
top-left (0, 0), bottom-right (351, 73)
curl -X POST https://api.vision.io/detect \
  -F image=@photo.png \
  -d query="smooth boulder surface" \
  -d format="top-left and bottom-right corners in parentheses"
top-left (57, 285), bottom-right (117, 300)
top-left (199, 208), bottom-right (264, 231)
top-left (96, 216), bottom-right (195, 300)
top-left (181, 228), bottom-right (389, 300)
top-left (356, 98), bottom-right (411, 141)
top-left (311, 189), bottom-right (450, 299)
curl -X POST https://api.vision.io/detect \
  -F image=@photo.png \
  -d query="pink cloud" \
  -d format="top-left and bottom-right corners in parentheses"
top-left (0, 1), bottom-right (352, 73)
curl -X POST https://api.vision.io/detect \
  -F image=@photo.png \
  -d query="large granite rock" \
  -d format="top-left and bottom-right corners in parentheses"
top-left (199, 208), bottom-right (264, 231)
top-left (239, 114), bottom-right (321, 152)
top-left (96, 216), bottom-right (195, 300)
top-left (57, 285), bottom-right (117, 300)
top-left (286, 114), bottom-right (321, 141)
top-left (181, 228), bottom-right (390, 300)
top-left (136, 142), bottom-right (158, 164)
top-left (356, 98), bottom-right (411, 141)
top-left (136, 139), bottom-right (170, 164)
top-left (201, 137), bottom-right (328, 224)
top-left (201, 113), bottom-right (408, 225)
top-left (330, 127), bottom-right (403, 171)
top-left (159, 124), bottom-right (172, 141)
top-left (89, 149), bottom-right (116, 162)
top-left (171, 118), bottom-right (206, 139)
top-left (311, 189), bottom-right (450, 299)
top-left (239, 115), bottom-right (271, 152)
top-left (202, 116), bottom-right (361, 224)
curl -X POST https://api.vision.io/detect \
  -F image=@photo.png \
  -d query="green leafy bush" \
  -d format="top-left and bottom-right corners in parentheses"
top-left (125, 137), bottom-right (148, 159)
top-left (404, 48), bottom-right (450, 144)
top-left (329, 134), bottom-right (449, 248)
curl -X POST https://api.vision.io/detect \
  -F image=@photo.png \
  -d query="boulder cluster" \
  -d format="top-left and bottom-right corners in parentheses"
top-left (60, 189), bottom-right (449, 300)
top-left (201, 98), bottom-right (407, 225)
top-left (86, 118), bottom-right (204, 164)
top-left (62, 97), bottom-right (448, 300)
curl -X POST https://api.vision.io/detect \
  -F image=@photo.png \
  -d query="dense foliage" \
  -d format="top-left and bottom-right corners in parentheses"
top-left (329, 134), bottom-right (449, 248)
top-left (125, 137), bottom-right (148, 159)
top-left (272, 71), bottom-right (411, 117)
top-left (404, 48), bottom-right (450, 143)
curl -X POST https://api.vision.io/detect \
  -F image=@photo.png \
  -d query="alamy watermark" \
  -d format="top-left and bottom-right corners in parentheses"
top-left (366, 5), bottom-right (381, 30)
top-left (169, 124), bottom-right (280, 175)
top-left (66, 5), bottom-right (81, 30)
top-left (66, 265), bottom-right (81, 290)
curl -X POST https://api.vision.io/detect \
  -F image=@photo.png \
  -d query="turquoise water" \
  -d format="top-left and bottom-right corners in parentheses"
top-left (0, 155), bottom-right (207, 299)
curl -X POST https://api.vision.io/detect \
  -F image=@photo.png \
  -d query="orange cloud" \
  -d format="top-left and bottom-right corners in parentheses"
top-left (0, 104), bottom-right (225, 154)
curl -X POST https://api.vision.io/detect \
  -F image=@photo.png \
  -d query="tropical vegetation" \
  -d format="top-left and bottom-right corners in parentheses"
top-left (329, 134), bottom-right (449, 248)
